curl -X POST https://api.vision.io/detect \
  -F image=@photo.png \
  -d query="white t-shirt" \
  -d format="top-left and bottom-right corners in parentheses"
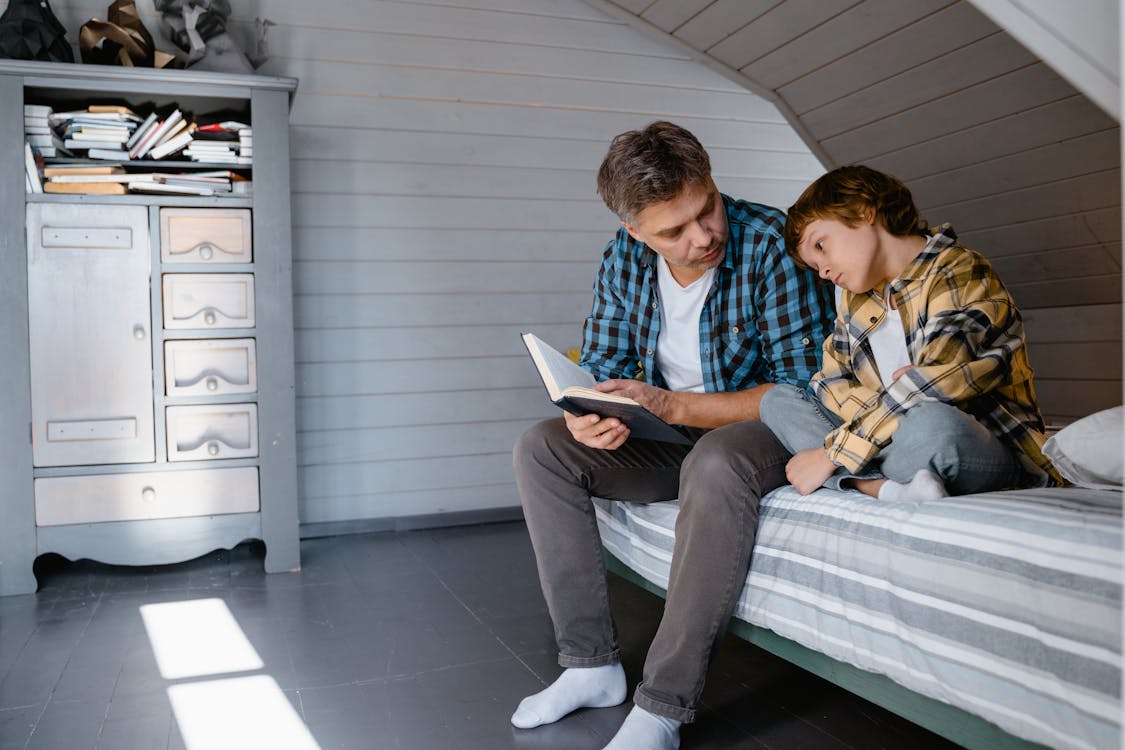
top-left (866, 233), bottom-right (940, 388)
top-left (868, 285), bottom-right (911, 389)
top-left (654, 255), bottom-right (715, 393)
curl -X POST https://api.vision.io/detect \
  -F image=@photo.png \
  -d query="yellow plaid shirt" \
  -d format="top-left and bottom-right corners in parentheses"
top-left (811, 225), bottom-right (1062, 484)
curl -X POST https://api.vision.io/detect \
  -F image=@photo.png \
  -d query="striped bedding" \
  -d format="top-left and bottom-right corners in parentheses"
top-left (594, 485), bottom-right (1122, 750)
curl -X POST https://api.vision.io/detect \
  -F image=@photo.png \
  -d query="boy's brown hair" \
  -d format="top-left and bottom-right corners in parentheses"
top-left (596, 121), bottom-right (711, 225)
top-left (783, 165), bottom-right (927, 266)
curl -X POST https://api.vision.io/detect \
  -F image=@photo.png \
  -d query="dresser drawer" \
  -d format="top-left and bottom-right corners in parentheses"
top-left (160, 208), bottom-right (252, 263)
top-left (163, 273), bottom-right (255, 329)
top-left (165, 339), bottom-right (257, 397)
top-left (166, 403), bottom-right (258, 462)
top-left (35, 467), bottom-right (259, 526)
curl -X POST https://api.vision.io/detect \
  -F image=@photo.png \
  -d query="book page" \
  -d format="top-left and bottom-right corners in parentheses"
top-left (522, 333), bottom-right (595, 399)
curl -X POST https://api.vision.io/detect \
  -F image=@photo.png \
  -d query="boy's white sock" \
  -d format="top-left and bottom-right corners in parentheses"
top-left (602, 706), bottom-right (681, 750)
top-left (878, 469), bottom-right (948, 502)
top-left (511, 663), bottom-right (627, 729)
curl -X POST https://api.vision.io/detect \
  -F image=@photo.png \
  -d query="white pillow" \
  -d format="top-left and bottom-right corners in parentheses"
top-left (1043, 406), bottom-right (1123, 489)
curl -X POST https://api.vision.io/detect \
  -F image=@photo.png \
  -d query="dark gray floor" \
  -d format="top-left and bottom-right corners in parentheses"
top-left (0, 521), bottom-right (960, 749)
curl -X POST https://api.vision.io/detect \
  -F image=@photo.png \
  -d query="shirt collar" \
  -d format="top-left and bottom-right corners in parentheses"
top-left (895, 223), bottom-right (957, 282)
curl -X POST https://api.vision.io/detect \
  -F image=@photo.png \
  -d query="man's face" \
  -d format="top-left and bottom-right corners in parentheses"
top-left (622, 180), bottom-right (727, 284)
top-left (797, 216), bottom-right (882, 294)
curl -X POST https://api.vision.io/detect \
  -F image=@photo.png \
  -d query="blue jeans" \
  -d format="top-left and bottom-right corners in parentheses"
top-left (760, 384), bottom-right (1039, 494)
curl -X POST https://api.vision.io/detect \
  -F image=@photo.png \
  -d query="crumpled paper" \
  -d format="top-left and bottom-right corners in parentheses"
top-left (80, 0), bottom-right (181, 68)
top-left (0, 0), bottom-right (75, 63)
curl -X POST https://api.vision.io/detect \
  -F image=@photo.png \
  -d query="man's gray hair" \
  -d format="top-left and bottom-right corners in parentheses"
top-left (596, 121), bottom-right (712, 224)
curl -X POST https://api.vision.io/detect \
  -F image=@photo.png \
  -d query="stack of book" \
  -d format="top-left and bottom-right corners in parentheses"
top-left (24, 104), bottom-right (64, 158)
top-left (49, 106), bottom-right (143, 160)
top-left (127, 108), bottom-right (197, 161)
top-left (184, 121), bottom-right (252, 165)
top-left (39, 165), bottom-right (248, 196)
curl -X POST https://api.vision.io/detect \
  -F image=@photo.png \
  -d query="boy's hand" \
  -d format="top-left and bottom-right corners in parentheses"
top-left (786, 448), bottom-right (838, 495)
top-left (564, 411), bottom-right (629, 451)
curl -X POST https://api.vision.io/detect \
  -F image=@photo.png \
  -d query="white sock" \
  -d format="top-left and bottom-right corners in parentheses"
top-left (878, 469), bottom-right (948, 502)
top-left (602, 706), bottom-right (681, 750)
top-left (511, 663), bottom-right (627, 729)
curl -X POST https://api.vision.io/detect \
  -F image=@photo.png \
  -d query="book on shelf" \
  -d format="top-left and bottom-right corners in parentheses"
top-left (23, 142), bottom-right (42, 193)
top-left (44, 172), bottom-right (140, 183)
top-left (87, 147), bottom-right (131, 160)
top-left (133, 109), bottom-right (182, 159)
top-left (125, 112), bottom-right (158, 150)
top-left (128, 181), bottom-right (215, 196)
top-left (148, 130), bottom-right (194, 160)
top-left (26, 133), bottom-right (64, 149)
top-left (43, 165), bottom-right (123, 177)
top-left (64, 136), bottom-right (131, 149)
top-left (520, 332), bottom-right (692, 444)
top-left (88, 104), bottom-right (139, 116)
top-left (43, 181), bottom-right (127, 195)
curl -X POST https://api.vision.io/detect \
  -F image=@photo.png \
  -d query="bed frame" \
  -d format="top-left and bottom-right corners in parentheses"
top-left (603, 550), bottom-right (1049, 750)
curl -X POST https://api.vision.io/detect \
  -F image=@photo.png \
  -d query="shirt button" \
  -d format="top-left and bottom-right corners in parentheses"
top-left (802, 337), bottom-right (810, 345)
top-left (870, 316), bottom-right (878, 323)
top-left (651, 302), bottom-right (658, 309)
top-left (731, 326), bottom-right (740, 333)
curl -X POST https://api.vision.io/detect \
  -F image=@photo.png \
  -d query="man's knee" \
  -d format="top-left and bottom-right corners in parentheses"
top-left (513, 418), bottom-right (570, 472)
top-left (681, 421), bottom-right (787, 501)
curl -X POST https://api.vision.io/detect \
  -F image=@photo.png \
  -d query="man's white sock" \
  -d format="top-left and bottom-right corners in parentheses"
top-left (511, 663), bottom-right (627, 729)
top-left (602, 706), bottom-right (681, 750)
top-left (878, 469), bottom-right (948, 502)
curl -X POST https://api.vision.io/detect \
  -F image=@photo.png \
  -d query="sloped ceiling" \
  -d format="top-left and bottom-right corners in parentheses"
top-left (590, 0), bottom-right (1121, 311)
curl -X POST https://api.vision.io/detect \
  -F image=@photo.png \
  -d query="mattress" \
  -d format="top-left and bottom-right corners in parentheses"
top-left (594, 485), bottom-right (1122, 750)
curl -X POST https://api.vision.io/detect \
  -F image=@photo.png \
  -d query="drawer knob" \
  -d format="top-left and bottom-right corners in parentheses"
top-left (133, 325), bottom-right (146, 340)
top-left (203, 310), bottom-right (217, 326)
top-left (207, 441), bottom-right (221, 456)
top-left (198, 243), bottom-right (215, 261)
top-left (206, 377), bottom-right (219, 391)
top-left (141, 486), bottom-right (156, 502)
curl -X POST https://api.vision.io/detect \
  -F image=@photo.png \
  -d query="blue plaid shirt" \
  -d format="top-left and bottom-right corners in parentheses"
top-left (580, 195), bottom-right (834, 392)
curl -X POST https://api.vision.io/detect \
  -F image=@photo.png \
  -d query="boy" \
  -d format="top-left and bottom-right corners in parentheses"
top-left (760, 165), bottom-right (1060, 500)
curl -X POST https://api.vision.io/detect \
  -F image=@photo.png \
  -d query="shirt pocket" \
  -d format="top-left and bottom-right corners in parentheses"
top-left (716, 319), bottom-right (760, 373)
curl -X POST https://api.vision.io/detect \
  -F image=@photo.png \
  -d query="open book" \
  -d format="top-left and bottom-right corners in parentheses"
top-left (521, 333), bottom-right (691, 445)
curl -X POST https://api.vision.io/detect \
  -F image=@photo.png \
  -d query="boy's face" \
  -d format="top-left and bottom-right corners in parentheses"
top-left (622, 179), bottom-right (728, 285)
top-left (797, 216), bottom-right (882, 293)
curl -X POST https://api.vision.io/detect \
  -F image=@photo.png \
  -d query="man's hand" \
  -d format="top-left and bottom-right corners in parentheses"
top-left (595, 379), bottom-right (676, 422)
top-left (564, 411), bottom-right (630, 451)
top-left (785, 448), bottom-right (838, 495)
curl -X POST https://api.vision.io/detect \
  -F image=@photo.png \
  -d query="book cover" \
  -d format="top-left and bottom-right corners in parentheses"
top-left (521, 332), bottom-right (691, 445)
top-left (23, 142), bottom-right (42, 193)
top-left (43, 165), bottom-right (123, 177)
top-left (148, 131), bottom-right (194, 160)
top-left (43, 181), bottom-right (127, 194)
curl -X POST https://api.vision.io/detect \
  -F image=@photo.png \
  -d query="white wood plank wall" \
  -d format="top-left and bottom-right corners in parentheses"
top-left (34, 0), bottom-right (823, 525)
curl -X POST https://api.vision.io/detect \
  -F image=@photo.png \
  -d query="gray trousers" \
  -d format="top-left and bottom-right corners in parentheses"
top-left (759, 384), bottom-right (1038, 494)
top-left (513, 417), bottom-right (789, 723)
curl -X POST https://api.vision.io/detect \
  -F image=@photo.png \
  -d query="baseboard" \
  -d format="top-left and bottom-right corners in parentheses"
top-left (299, 505), bottom-right (526, 539)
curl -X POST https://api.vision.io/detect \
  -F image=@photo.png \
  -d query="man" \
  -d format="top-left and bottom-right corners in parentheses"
top-left (512, 121), bottom-right (834, 749)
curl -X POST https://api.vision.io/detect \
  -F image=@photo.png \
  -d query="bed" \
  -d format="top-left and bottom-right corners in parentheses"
top-left (595, 482), bottom-right (1122, 750)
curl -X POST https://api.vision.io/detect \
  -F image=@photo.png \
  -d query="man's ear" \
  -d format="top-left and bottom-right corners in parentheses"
top-left (621, 221), bottom-right (645, 244)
